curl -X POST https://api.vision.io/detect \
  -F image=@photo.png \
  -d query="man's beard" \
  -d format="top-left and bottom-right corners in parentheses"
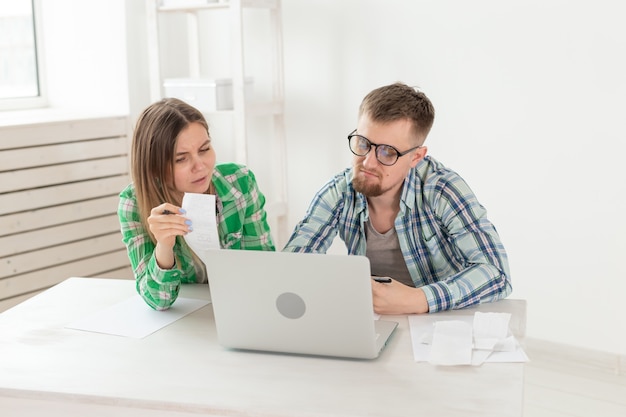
top-left (352, 167), bottom-right (383, 197)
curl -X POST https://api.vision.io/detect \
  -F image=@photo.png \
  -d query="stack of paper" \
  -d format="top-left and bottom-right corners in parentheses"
top-left (409, 312), bottom-right (529, 365)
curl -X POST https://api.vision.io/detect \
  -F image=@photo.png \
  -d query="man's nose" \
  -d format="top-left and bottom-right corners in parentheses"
top-left (362, 147), bottom-right (379, 168)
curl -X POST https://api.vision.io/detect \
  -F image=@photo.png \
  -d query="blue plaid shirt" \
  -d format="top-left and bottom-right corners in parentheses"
top-left (283, 156), bottom-right (511, 312)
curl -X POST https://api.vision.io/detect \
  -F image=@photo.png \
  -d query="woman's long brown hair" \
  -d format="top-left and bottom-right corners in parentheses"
top-left (131, 98), bottom-right (209, 243)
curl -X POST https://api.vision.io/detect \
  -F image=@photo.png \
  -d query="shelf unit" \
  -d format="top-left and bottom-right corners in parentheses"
top-left (146, 0), bottom-right (288, 246)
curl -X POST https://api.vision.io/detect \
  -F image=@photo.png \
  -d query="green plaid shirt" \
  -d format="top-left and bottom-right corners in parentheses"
top-left (118, 163), bottom-right (275, 310)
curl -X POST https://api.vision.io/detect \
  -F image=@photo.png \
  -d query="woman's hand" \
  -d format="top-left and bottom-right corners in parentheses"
top-left (147, 204), bottom-right (192, 269)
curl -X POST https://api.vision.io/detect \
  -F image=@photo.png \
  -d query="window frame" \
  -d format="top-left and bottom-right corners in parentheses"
top-left (0, 0), bottom-right (47, 111)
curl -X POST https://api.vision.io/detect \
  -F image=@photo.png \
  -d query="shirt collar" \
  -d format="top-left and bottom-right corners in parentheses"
top-left (400, 161), bottom-right (421, 212)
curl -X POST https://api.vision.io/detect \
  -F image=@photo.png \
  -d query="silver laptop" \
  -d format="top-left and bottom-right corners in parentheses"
top-left (203, 249), bottom-right (398, 359)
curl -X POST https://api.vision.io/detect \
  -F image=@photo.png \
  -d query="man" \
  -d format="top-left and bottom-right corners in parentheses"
top-left (283, 82), bottom-right (511, 314)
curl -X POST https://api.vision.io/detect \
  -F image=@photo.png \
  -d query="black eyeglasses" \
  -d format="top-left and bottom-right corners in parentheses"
top-left (347, 129), bottom-right (422, 166)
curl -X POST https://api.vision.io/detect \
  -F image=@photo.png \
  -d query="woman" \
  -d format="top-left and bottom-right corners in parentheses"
top-left (118, 98), bottom-right (275, 310)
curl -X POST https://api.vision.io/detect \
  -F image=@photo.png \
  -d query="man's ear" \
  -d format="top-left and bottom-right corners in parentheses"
top-left (410, 146), bottom-right (428, 167)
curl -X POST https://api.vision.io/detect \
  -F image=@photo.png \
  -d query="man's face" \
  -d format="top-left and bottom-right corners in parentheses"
top-left (351, 116), bottom-right (426, 198)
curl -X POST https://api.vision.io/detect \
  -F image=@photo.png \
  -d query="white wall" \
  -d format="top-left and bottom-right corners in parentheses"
top-left (40, 0), bottom-right (129, 116)
top-left (281, 0), bottom-right (626, 355)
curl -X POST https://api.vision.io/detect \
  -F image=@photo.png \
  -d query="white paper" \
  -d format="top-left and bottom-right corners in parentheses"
top-left (408, 313), bottom-right (529, 365)
top-left (65, 295), bottom-right (210, 338)
top-left (494, 335), bottom-right (517, 352)
top-left (182, 192), bottom-right (221, 258)
top-left (428, 320), bottom-right (473, 365)
top-left (473, 312), bottom-right (511, 350)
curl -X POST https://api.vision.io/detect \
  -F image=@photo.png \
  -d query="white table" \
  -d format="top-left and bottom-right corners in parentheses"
top-left (0, 277), bottom-right (526, 417)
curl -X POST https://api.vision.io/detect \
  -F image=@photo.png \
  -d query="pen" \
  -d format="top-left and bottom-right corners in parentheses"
top-left (372, 277), bottom-right (392, 284)
top-left (162, 208), bottom-right (186, 215)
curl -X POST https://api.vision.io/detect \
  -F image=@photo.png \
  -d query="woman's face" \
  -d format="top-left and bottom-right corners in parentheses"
top-left (171, 122), bottom-right (216, 195)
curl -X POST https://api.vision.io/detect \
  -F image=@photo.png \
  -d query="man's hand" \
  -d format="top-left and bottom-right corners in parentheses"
top-left (371, 277), bottom-right (429, 315)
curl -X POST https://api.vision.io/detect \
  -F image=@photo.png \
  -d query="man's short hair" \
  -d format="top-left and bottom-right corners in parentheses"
top-left (359, 82), bottom-right (435, 143)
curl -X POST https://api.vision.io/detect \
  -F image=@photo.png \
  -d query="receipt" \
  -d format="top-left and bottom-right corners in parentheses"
top-left (182, 192), bottom-right (220, 259)
top-left (409, 311), bottom-right (527, 365)
top-left (428, 320), bottom-right (473, 366)
top-left (473, 312), bottom-right (511, 350)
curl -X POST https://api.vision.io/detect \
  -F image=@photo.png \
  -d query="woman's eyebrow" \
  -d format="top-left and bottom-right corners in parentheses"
top-left (176, 139), bottom-right (211, 155)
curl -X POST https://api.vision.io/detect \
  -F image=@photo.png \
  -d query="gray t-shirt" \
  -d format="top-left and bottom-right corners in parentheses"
top-left (365, 220), bottom-right (414, 287)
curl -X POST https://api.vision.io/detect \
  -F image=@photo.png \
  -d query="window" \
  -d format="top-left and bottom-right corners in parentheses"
top-left (0, 0), bottom-right (45, 110)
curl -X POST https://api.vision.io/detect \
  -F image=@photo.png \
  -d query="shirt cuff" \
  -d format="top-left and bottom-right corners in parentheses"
top-left (420, 282), bottom-right (454, 313)
top-left (149, 256), bottom-right (182, 285)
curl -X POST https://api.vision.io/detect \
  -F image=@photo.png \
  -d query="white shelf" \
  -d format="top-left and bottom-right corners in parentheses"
top-left (157, 0), bottom-right (279, 13)
top-left (246, 100), bottom-right (284, 115)
top-left (147, 0), bottom-right (289, 247)
top-left (158, 4), bottom-right (229, 13)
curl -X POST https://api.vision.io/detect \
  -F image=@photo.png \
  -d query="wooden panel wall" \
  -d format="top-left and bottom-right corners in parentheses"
top-left (0, 116), bottom-right (134, 312)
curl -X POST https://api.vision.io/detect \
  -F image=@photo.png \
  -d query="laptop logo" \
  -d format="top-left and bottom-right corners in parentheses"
top-left (276, 292), bottom-right (306, 319)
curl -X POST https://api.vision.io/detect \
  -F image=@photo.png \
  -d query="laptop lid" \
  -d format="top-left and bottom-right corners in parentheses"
top-left (203, 249), bottom-right (397, 359)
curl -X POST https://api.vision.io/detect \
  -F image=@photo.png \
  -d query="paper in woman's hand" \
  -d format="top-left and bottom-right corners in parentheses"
top-left (182, 192), bottom-right (220, 259)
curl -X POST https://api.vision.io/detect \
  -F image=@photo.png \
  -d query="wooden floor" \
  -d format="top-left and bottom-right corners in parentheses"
top-left (523, 339), bottom-right (626, 416)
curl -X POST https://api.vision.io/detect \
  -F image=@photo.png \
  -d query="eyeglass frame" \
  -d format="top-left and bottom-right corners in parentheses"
top-left (347, 129), bottom-right (422, 166)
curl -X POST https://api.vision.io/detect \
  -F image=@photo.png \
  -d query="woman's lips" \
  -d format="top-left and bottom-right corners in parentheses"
top-left (192, 175), bottom-right (208, 185)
